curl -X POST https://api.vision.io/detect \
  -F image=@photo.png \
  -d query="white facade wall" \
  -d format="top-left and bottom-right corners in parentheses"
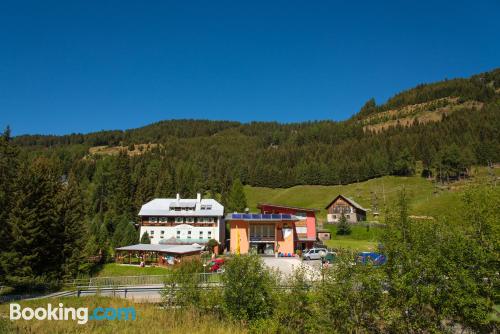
top-left (139, 220), bottom-right (223, 245)
top-left (138, 194), bottom-right (225, 245)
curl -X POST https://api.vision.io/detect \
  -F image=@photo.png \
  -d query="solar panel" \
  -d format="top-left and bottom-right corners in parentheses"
top-left (242, 214), bottom-right (252, 219)
top-left (271, 214), bottom-right (281, 219)
top-left (262, 214), bottom-right (271, 219)
top-left (232, 214), bottom-right (242, 219)
top-left (251, 214), bottom-right (261, 219)
top-left (282, 214), bottom-right (292, 219)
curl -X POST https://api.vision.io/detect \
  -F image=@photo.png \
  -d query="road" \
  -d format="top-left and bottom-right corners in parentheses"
top-left (261, 256), bottom-right (322, 280)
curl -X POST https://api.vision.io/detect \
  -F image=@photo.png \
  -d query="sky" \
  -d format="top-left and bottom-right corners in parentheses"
top-left (0, 1), bottom-right (499, 136)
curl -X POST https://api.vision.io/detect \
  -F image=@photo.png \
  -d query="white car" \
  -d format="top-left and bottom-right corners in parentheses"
top-left (302, 248), bottom-right (328, 260)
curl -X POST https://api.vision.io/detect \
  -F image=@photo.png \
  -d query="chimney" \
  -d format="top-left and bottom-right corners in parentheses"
top-left (176, 193), bottom-right (180, 201)
top-left (196, 193), bottom-right (201, 203)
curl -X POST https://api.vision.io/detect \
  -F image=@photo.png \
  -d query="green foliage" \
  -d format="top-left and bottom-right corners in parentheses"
top-left (112, 219), bottom-right (138, 248)
top-left (58, 175), bottom-right (88, 279)
top-left (317, 253), bottom-right (388, 332)
top-left (274, 266), bottom-right (319, 333)
top-left (162, 259), bottom-right (207, 308)
top-left (222, 255), bottom-right (278, 322)
top-left (226, 178), bottom-right (247, 212)
top-left (0, 126), bottom-right (19, 278)
top-left (140, 232), bottom-right (151, 244)
top-left (381, 188), bottom-right (498, 332)
top-left (336, 213), bottom-right (351, 235)
top-left (393, 148), bottom-right (415, 176)
top-left (206, 238), bottom-right (219, 253)
top-left (434, 143), bottom-right (474, 182)
top-left (1, 158), bottom-right (63, 284)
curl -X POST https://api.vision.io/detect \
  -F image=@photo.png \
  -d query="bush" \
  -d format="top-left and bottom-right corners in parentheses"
top-left (222, 254), bottom-right (279, 322)
top-left (336, 214), bottom-right (351, 235)
top-left (161, 259), bottom-right (208, 308)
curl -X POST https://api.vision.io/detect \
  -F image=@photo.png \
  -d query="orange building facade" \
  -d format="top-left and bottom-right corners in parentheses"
top-left (257, 203), bottom-right (318, 250)
top-left (227, 213), bottom-right (298, 256)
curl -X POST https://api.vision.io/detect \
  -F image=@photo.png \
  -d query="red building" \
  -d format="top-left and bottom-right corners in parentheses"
top-left (257, 203), bottom-right (318, 250)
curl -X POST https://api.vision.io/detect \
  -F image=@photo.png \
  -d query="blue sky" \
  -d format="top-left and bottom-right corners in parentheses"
top-left (0, 1), bottom-right (499, 136)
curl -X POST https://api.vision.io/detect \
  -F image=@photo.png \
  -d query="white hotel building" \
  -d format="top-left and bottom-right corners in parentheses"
top-left (138, 193), bottom-right (224, 246)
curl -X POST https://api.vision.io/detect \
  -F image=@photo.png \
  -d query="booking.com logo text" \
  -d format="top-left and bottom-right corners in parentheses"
top-left (10, 303), bottom-right (136, 325)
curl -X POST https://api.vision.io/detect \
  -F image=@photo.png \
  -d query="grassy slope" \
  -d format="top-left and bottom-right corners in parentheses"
top-left (0, 296), bottom-right (241, 334)
top-left (245, 166), bottom-right (498, 250)
top-left (245, 166), bottom-right (497, 221)
top-left (94, 264), bottom-right (171, 277)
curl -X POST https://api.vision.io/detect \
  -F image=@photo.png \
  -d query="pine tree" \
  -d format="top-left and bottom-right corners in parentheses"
top-left (2, 158), bottom-right (63, 284)
top-left (112, 219), bottom-right (138, 247)
top-left (0, 126), bottom-right (19, 278)
top-left (122, 222), bottom-right (139, 246)
top-left (336, 213), bottom-right (351, 235)
top-left (140, 232), bottom-right (151, 244)
top-left (59, 175), bottom-right (87, 279)
top-left (226, 178), bottom-right (247, 213)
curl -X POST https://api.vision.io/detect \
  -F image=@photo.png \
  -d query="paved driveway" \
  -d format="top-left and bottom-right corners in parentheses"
top-left (262, 257), bottom-right (321, 280)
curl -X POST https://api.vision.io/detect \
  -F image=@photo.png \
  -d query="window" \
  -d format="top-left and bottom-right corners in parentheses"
top-left (333, 215), bottom-right (337, 219)
top-left (199, 231), bottom-right (203, 239)
top-left (250, 224), bottom-right (275, 239)
top-left (176, 217), bottom-right (183, 223)
top-left (208, 231), bottom-right (212, 239)
top-left (160, 217), bottom-right (167, 223)
top-left (161, 231), bottom-right (165, 234)
top-left (150, 230), bottom-right (154, 235)
top-left (186, 217), bottom-right (194, 223)
top-left (295, 211), bottom-right (307, 219)
top-left (187, 231), bottom-right (192, 239)
top-left (346, 215), bottom-right (350, 219)
top-left (176, 231), bottom-right (180, 239)
top-left (150, 217), bottom-right (158, 223)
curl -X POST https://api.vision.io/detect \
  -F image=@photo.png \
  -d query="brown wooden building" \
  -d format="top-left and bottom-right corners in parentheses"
top-left (325, 195), bottom-right (367, 224)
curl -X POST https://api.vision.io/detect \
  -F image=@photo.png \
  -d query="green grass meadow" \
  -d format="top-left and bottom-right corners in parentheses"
top-left (245, 166), bottom-right (496, 222)
top-left (93, 263), bottom-right (171, 277)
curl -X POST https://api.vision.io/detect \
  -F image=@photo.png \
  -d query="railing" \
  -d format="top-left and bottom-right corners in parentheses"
top-left (63, 272), bottom-right (223, 288)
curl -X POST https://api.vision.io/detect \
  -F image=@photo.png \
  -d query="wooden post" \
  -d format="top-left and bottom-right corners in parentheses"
top-left (129, 251), bottom-right (131, 264)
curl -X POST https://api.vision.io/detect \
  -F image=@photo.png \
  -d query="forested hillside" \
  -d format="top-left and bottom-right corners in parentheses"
top-left (13, 69), bottom-right (500, 190)
top-left (1, 68), bottom-right (499, 285)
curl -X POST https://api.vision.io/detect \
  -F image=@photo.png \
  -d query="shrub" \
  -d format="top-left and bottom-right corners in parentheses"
top-left (222, 254), bottom-right (279, 322)
top-left (336, 214), bottom-right (351, 235)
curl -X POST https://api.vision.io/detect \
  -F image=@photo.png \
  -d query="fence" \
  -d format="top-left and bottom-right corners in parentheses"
top-left (63, 272), bottom-right (223, 288)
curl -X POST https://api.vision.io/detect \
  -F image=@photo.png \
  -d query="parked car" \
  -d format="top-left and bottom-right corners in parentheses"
top-left (357, 252), bottom-right (386, 265)
top-left (208, 258), bottom-right (225, 272)
top-left (302, 248), bottom-right (328, 260)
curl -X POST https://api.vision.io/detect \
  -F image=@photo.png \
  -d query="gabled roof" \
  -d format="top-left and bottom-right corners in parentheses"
top-left (138, 198), bottom-right (223, 216)
top-left (257, 203), bottom-right (319, 212)
top-left (325, 195), bottom-right (367, 212)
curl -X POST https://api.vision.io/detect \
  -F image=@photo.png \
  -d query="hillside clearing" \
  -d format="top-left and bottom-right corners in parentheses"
top-left (245, 166), bottom-right (499, 223)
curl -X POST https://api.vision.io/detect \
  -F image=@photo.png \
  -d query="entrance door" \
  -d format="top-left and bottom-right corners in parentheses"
top-left (250, 242), bottom-right (275, 255)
